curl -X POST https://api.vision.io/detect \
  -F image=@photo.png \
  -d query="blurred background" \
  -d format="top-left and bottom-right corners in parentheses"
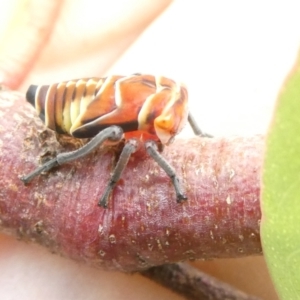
top-left (1, 0), bottom-right (300, 299)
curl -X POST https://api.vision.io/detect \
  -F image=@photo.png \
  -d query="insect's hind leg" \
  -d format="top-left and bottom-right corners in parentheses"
top-left (188, 112), bottom-right (212, 138)
top-left (98, 139), bottom-right (138, 208)
top-left (21, 126), bottom-right (124, 184)
top-left (145, 140), bottom-right (187, 203)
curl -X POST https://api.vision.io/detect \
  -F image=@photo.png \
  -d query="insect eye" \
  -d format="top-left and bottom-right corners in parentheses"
top-left (157, 115), bottom-right (173, 130)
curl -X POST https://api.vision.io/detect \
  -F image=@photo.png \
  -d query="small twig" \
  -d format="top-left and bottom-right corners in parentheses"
top-left (141, 263), bottom-right (261, 300)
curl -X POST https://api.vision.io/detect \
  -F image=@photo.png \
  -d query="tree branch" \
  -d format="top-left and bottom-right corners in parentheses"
top-left (141, 263), bottom-right (261, 300)
top-left (0, 90), bottom-right (263, 272)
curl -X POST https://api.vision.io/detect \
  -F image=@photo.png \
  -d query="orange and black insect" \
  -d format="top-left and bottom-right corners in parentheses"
top-left (21, 74), bottom-right (209, 208)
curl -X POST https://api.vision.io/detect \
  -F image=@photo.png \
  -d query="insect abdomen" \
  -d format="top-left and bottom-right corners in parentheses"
top-left (26, 77), bottom-right (111, 135)
top-left (26, 74), bottom-right (189, 144)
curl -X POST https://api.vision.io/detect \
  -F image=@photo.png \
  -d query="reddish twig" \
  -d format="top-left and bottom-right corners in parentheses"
top-left (141, 263), bottom-right (261, 300)
top-left (0, 90), bottom-right (263, 272)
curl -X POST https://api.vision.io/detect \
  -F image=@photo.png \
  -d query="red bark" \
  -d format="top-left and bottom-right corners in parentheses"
top-left (0, 90), bottom-right (263, 272)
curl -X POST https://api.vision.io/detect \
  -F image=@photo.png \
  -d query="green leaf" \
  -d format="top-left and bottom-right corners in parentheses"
top-left (261, 51), bottom-right (300, 299)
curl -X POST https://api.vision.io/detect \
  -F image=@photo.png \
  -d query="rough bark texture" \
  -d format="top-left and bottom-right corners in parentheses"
top-left (0, 90), bottom-right (263, 272)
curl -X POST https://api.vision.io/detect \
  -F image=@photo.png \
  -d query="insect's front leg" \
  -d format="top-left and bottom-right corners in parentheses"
top-left (21, 126), bottom-right (124, 184)
top-left (188, 112), bottom-right (212, 138)
top-left (145, 140), bottom-right (187, 203)
top-left (98, 139), bottom-right (138, 208)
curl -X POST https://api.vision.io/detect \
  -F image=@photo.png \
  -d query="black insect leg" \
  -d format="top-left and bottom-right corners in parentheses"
top-left (188, 112), bottom-right (212, 137)
top-left (21, 126), bottom-right (124, 184)
top-left (145, 140), bottom-right (187, 203)
top-left (98, 139), bottom-right (138, 208)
